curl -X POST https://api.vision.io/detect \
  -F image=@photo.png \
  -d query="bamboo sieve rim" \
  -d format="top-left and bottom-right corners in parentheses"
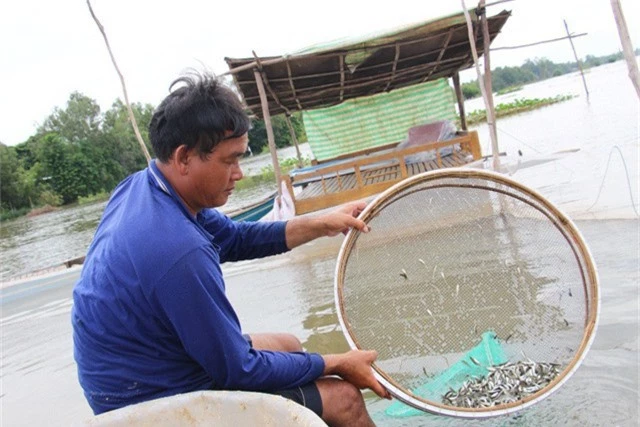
top-left (333, 168), bottom-right (600, 418)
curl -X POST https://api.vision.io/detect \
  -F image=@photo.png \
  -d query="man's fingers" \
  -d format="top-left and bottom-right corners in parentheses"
top-left (338, 215), bottom-right (369, 234)
top-left (370, 379), bottom-right (391, 399)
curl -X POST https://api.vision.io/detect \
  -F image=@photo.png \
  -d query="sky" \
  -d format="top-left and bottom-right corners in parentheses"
top-left (1, 0), bottom-right (638, 146)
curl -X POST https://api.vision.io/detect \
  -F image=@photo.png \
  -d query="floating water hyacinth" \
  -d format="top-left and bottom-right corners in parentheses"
top-left (442, 360), bottom-right (562, 408)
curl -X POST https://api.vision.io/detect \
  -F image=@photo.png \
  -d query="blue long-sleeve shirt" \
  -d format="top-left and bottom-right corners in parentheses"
top-left (72, 160), bottom-right (325, 414)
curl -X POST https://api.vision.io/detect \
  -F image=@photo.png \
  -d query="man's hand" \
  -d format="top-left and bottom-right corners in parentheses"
top-left (317, 201), bottom-right (370, 237)
top-left (323, 350), bottom-right (391, 399)
top-left (285, 200), bottom-right (370, 249)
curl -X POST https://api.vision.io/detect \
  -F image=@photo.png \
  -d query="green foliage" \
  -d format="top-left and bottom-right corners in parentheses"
top-left (461, 51), bottom-right (628, 100)
top-left (1, 94), bottom-right (155, 218)
top-left (37, 134), bottom-right (84, 204)
top-left (496, 85), bottom-right (523, 96)
top-left (38, 190), bottom-right (63, 207)
top-left (0, 207), bottom-right (31, 222)
top-left (1, 145), bottom-right (28, 210)
top-left (38, 92), bottom-right (102, 143)
top-left (464, 95), bottom-right (575, 126)
top-left (102, 99), bottom-right (154, 173)
top-left (461, 81), bottom-right (480, 99)
top-left (77, 191), bottom-right (109, 205)
top-left (248, 112), bottom-right (307, 155)
top-left (235, 156), bottom-right (311, 191)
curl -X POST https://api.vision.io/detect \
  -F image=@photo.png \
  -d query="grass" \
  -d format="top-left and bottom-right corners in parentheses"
top-left (0, 207), bottom-right (31, 222)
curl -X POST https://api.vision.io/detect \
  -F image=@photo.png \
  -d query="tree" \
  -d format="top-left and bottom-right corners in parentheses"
top-left (102, 99), bottom-right (154, 175)
top-left (1, 145), bottom-right (24, 210)
top-left (247, 112), bottom-right (307, 154)
top-left (36, 134), bottom-right (94, 204)
top-left (38, 92), bottom-right (102, 144)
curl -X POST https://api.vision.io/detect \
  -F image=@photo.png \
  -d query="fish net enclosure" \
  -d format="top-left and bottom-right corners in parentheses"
top-left (335, 169), bottom-right (599, 418)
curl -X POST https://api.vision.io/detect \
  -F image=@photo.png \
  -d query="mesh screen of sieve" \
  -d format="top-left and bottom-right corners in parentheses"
top-left (334, 169), bottom-right (599, 418)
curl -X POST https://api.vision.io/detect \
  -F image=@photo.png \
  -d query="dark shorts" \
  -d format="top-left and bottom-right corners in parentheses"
top-left (242, 334), bottom-right (323, 417)
top-left (268, 383), bottom-right (323, 418)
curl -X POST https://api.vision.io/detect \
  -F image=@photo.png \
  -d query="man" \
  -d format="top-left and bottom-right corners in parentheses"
top-left (72, 72), bottom-right (389, 426)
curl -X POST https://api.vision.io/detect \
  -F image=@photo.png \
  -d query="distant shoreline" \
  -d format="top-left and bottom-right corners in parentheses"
top-left (1, 256), bottom-right (84, 290)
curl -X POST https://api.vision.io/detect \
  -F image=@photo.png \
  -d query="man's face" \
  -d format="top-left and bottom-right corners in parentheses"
top-left (184, 133), bottom-right (248, 212)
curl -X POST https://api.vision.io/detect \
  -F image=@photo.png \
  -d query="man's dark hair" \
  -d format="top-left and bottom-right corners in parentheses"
top-left (149, 72), bottom-right (251, 162)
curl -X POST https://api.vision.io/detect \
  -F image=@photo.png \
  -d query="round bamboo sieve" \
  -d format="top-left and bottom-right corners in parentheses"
top-left (334, 168), bottom-right (599, 418)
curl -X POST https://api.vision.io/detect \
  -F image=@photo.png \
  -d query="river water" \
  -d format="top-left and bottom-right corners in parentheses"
top-left (0, 60), bottom-right (638, 425)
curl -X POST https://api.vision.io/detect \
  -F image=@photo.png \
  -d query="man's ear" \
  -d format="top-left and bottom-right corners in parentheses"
top-left (174, 145), bottom-right (191, 175)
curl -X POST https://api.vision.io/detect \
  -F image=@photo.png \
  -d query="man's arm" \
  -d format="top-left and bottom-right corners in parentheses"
top-left (285, 201), bottom-right (370, 249)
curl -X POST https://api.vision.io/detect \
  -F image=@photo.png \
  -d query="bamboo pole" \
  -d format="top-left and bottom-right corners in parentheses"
top-left (253, 69), bottom-right (282, 196)
top-left (284, 114), bottom-right (304, 168)
top-left (480, 3), bottom-right (499, 159)
top-left (610, 0), bottom-right (640, 99)
top-left (86, 0), bottom-right (151, 163)
top-left (564, 20), bottom-right (590, 101)
top-left (461, 0), bottom-right (500, 171)
top-left (491, 33), bottom-right (587, 51)
top-left (452, 72), bottom-right (468, 131)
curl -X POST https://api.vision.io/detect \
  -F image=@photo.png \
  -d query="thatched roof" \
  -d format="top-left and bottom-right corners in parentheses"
top-left (224, 9), bottom-right (511, 119)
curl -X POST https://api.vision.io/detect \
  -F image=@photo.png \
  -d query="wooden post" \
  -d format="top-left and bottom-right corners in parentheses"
top-left (253, 69), bottom-right (282, 196)
top-left (610, 0), bottom-right (640, 99)
top-left (461, 0), bottom-right (500, 171)
top-left (564, 20), bottom-right (590, 101)
top-left (468, 130), bottom-right (482, 160)
top-left (480, 4), bottom-right (500, 171)
top-left (452, 72), bottom-right (468, 131)
top-left (284, 114), bottom-right (304, 168)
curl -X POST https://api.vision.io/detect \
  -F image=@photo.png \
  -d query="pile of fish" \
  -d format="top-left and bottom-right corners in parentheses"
top-left (442, 360), bottom-right (562, 408)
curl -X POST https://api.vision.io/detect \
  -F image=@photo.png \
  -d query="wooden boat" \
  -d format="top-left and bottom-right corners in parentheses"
top-left (282, 130), bottom-right (481, 215)
top-left (224, 7), bottom-right (511, 216)
top-left (81, 390), bottom-right (325, 426)
top-left (223, 191), bottom-right (277, 222)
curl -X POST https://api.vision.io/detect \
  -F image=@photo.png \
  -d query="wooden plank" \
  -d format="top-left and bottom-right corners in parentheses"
top-left (354, 166), bottom-right (364, 188)
top-left (442, 156), bottom-right (455, 167)
top-left (295, 181), bottom-right (402, 215)
top-left (399, 156), bottom-right (408, 178)
top-left (363, 167), bottom-right (398, 183)
top-left (316, 142), bottom-right (398, 164)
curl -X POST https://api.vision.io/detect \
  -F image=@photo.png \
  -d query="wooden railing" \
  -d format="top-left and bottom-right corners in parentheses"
top-left (283, 131), bottom-right (482, 215)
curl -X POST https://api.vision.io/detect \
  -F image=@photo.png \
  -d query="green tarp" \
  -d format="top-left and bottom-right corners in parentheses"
top-left (302, 78), bottom-right (457, 161)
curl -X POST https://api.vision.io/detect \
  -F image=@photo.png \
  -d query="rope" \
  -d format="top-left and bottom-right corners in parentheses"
top-left (496, 127), bottom-right (543, 154)
top-left (586, 145), bottom-right (639, 217)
